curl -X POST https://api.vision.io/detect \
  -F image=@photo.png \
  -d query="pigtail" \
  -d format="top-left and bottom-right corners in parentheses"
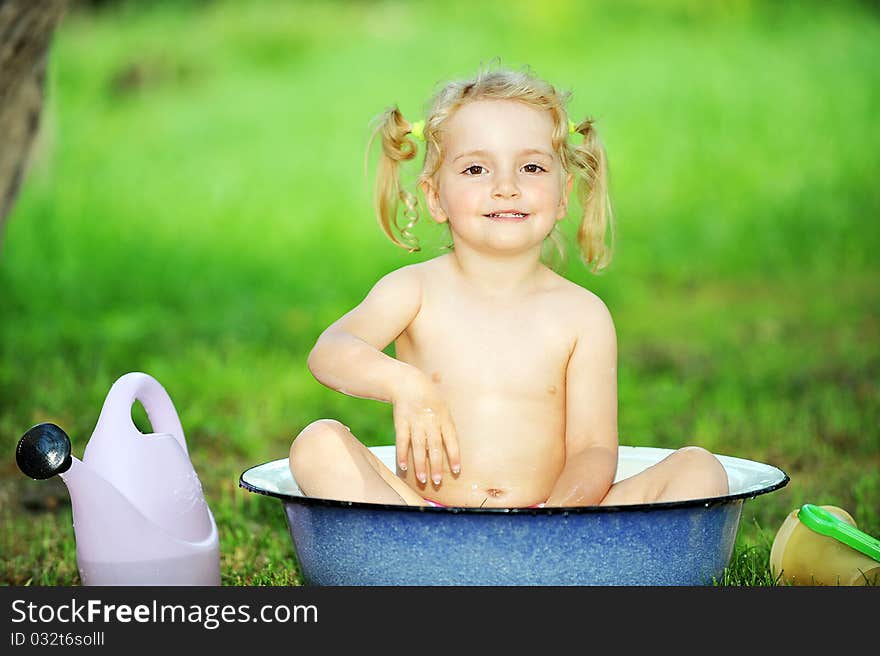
top-left (569, 118), bottom-right (614, 272)
top-left (366, 106), bottom-right (422, 252)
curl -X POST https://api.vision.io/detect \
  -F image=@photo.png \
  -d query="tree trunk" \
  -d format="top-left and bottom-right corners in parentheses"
top-left (0, 0), bottom-right (67, 253)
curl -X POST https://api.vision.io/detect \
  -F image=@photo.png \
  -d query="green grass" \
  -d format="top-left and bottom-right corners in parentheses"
top-left (1, 0), bottom-right (878, 585)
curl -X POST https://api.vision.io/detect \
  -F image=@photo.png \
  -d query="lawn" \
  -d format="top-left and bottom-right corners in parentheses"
top-left (1, 0), bottom-right (878, 585)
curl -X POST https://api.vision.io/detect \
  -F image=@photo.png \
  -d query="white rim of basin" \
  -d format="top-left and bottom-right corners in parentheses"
top-left (239, 445), bottom-right (789, 513)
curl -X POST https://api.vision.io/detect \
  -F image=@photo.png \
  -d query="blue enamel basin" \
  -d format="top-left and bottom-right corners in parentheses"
top-left (239, 445), bottom-right (788, 586)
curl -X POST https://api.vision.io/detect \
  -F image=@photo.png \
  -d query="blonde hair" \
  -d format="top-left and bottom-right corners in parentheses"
top-left (368, 66), bottom-right (614, 272)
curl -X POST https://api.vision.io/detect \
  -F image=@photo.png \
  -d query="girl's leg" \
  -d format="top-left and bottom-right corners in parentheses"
top-left (289, 419), bottom-right (429, 506)
top-left (599, 446), bottom-right (729, 506)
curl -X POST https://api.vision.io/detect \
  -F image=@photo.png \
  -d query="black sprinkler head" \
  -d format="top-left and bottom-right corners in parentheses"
top-left (16, 422), bottom-right (73, 480)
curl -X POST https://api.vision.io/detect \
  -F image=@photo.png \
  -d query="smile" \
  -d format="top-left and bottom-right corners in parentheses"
top-left (484, 211), bottom-right (529, 221)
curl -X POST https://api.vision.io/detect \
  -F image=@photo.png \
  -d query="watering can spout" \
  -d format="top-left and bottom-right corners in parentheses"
top-left (15, 373), bottom-right (221, 585)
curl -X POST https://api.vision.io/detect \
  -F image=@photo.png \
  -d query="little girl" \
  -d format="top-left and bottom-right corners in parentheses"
top-left (289, 67), bottom-right (729, 508)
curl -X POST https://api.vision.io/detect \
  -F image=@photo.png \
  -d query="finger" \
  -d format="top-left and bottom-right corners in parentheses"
top-left (411, 429), bottom-right (428, 485)
top-left (442, 418), bottom-right (461, 475)
top-left (425, 422), bottom-right (443, 485)
top-left (394, 416), bottom-right (411, 471)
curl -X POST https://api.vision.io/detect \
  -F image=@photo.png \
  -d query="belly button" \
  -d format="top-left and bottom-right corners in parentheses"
top-left (431, 372), bottom-right (442, 383)
top-left (486, 488), bottom-right (504, 497)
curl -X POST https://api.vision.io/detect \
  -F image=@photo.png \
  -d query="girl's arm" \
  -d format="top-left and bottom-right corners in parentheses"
top-left (307, 265), bottom-right (461, 482)
top-left (307, 265), bottom-right (423, 401)
top-left (545, 295), bottom-right (619, 506)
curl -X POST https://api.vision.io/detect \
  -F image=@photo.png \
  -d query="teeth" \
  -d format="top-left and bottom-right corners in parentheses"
top-left (488, 212), bottom-right (526, 218)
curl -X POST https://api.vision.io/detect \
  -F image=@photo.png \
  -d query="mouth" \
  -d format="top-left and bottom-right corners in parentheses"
top-left (483, 211), bottom-right (529, 221)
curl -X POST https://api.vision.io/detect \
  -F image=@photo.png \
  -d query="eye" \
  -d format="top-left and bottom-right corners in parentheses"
top-left (522, 163), bottom-right (548, 174)
top-left (462, 165), bottom-right (486, 176)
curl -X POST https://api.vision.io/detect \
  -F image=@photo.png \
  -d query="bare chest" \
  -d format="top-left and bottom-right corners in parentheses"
top-left (397, 291), bottom-right (574, 395)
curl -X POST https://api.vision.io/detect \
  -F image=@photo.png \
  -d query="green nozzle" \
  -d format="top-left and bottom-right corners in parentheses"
top-left (798, 504), bottom-right (880, 564)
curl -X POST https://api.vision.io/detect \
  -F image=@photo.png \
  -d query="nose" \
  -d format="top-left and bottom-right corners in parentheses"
top-left (491, 170), bottom-right (520, 199)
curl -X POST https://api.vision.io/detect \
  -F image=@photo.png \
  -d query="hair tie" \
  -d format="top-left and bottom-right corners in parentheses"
top-left (410, 120), bottom-right (425, 141)
top-left (568, 119), bottom-right (577, 136)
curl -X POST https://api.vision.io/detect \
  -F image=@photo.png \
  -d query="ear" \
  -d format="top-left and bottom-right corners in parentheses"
top-left (556, 173), bottom-right (574, 221)
top-left (420, 178), bottom-right (448, 224)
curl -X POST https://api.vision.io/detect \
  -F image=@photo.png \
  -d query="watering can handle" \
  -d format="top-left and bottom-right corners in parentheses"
top-left (97, 372), bottom-right (189, 456)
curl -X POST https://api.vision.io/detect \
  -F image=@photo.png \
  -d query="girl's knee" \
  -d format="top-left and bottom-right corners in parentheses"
top-left (674, 446), bottom-right (729, 496)
top-left (289, 419), bottom-right (351, 473)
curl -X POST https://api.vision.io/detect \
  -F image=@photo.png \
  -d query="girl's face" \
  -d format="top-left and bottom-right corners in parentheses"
top-left (421, 99), bottom-right (572, 257)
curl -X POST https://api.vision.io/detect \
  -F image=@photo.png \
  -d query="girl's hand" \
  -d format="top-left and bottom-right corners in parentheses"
top-left (391, 368), bottom-right (461, 486)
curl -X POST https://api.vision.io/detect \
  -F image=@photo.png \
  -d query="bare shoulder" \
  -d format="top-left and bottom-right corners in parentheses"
top-left (542, 269), bottom-right (616, 338)
top-left (367, 261), bottom-right (425, 304)
top-left (328, 261), bottom-right (430, 346)
top-left (361, 257), bottom-right (458, 323)
top-left (385, 253), bottom-right (459, 296)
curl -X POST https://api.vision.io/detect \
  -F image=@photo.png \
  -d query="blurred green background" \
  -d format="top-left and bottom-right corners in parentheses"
top-left (1, 0), bottom-right (878, 585)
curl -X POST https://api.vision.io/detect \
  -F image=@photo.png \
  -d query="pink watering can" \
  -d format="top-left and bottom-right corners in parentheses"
top-left (16, 372), bottom-right (221, 585)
